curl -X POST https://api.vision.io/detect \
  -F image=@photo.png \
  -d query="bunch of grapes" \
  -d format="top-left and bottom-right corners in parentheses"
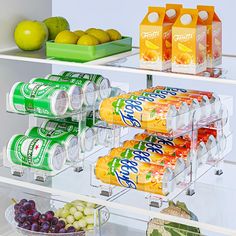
top-left (14, 199), bottom-right (77, 234)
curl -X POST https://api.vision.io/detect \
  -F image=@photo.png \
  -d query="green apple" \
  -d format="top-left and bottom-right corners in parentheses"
top-left (14, 20), bottom-right (48, 51)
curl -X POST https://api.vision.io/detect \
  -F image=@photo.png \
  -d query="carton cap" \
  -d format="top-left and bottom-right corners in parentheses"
top-left (199, 10), bottom-right (209, 21)
top-left (148, 12), bottom-right (159, 23)
top-left (180, 14), bottom-right (192, 25)
top-left (166, 9), bottom-right (177, 19)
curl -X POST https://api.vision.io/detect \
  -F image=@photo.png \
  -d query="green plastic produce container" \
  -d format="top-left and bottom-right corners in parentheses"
top-left (46, 36), bottom-right (132, 62)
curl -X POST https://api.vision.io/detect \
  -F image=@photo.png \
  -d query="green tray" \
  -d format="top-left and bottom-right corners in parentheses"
top-left (46, 36), bottom-right (132, 62)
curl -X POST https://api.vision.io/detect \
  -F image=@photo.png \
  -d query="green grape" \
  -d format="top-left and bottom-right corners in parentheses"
top-left (76, 205), bottom-right (84, 212)
top-left (61, 209), bottom-right (70, 219)
top-left (69, 207), bottom-right (77, 215)
top-left (73, 221), bottom-right (81, 230)
top-left (85, 215), bottom-right (94, 225)
top-left (84, 207), bottom-right (94, 216)
top-left (74, 211), bottom-right (83, 220)
top-left (78, 219), bottom-right (87, 228)
top-left (66, 215), bottom-right (75, 224)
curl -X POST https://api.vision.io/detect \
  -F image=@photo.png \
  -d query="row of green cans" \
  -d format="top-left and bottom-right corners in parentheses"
top-left (41, 119), bottom-right (96, 153)
top-left (6, 134), bottom-right (66, 172)
top-left (9, 82), bottom-right (70, 117)
top-left (9, 72), bottom-right (111, 117)
top-left (59, 71), bottom-right (112, 101)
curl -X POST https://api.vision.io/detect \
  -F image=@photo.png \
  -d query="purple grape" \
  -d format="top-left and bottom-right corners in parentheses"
top-left (22, 202), bottom-right (32, 211)
top-left (27, 215), bottom-right (34, 223)
top-left (57, 220), bottom-right (66, 229)
top-left (22, 221), bottom-right (31, 230)
top-left (67, 226), bottom-right (76, 233)
top-left (19, 199), bottom-right (27, 205)
top-left (18, 222), bottom-right (23, 228)
top-left (41, 221), bottom-right (50, 231)
top-left (31, 222), bottom-right (39, 232)
top-left (14, 203), bottom-right (21, 211)
top-left (39, 214), bottom-right (47, 223)
top-left (39, 227), bottom-right (49, 233)
top-left (50, 225), bottom-right (60, 233)
top-left (28, 200), bottom-right (36, 209)
top-left (51, 216), bottom-right (58, 225)
top-left (14, 215), bottom-right (20, 223)
top-left (19, 213), bottom-right (27, 223)
top-left (59, 228), bottom-right (67, 233)
top-left (32, 211), bottom-right (41, 221)
top-left (19, 206), bottom-right (26, 214)
top-left (45, 211), bottom-right (54, 221)
top-left (28, 209), bottom-right (36, 215)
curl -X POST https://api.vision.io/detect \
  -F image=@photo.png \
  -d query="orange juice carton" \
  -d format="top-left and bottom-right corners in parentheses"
top-left (172, 8), bottom-right (207, 74)
top-left (140, 6), bottom-right (180, 71)
top-left (197, 5), bottom-right (222, 68)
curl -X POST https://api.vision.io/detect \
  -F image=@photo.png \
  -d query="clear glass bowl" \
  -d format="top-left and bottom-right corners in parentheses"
top-left (5, 204), bottom-right (109, 236)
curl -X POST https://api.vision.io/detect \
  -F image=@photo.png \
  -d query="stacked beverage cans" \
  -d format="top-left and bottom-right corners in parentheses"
top-left (6, 71), bottom-right (114, 175)
top-left (98, 85), bottom-right (222, 134)
top-left (95, 127), bottom-right (220, 196)
top-left (8, 71), bottom-right (112, 117)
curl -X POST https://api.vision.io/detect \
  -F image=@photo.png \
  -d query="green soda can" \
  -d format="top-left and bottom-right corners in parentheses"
top-left (30, 78), bottom-right (83, 111)
top-left (79, 125), bottom-right (95, 152)
top-left (41, 120), bottom-right (95, 152)
top-left (9, 82), bottom-right (69, 117)
top-left (45, 74), bottom-right (96, 106)
top-left (86, 118), bottom-right (107, 146)
top-left (6, 134), bottom-right (66, 171)
top-left (25, 127), bottom-right (79, 162)
top-left (41, 119), bottom-right (78, 135)
top-left (59, 71), bottom-right (111, 100)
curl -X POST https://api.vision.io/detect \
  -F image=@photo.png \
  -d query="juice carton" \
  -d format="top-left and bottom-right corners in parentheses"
top-left (197, 5), bottom-right (222, 68)
top-left (165, 4), bottom-right (183, 23)
top-left (140, 7), bottom-right (174, 71)
top-left (172, 8), bottom-right (207, 74)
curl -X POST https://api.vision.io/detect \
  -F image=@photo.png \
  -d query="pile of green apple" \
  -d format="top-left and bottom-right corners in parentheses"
top-left (14, 17), bottom-right (70, 51)
top-left (14, 16), bottom-right (122, 51)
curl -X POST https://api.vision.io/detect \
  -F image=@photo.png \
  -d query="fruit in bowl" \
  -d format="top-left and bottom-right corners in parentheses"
top-left (55, 30), bottom-right (78, 44)
top-left (106, 29), bottom-right (122, 41)
top-left (14, 20), bottom-right (48, 51)
top-left (7, 198), bottom-right (109, 234)
top-left (77, 35), bottom-right (99, 46)
top-left (87, 29), bottom-right (110, 44)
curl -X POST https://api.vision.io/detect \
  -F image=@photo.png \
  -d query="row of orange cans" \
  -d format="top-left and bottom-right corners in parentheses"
top-left (99, 85), bottom-right (221, 134)
top-left (95, 128), bottom-right (218, 196)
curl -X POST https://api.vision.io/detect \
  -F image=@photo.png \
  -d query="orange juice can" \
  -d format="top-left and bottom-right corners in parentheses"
top-left (109, 146), bottom-right (186, 174)
top-left (134, 132), bottom-right (191, 148)
top-left (123, 139), bottom-right (190, 158)
top-left (95, 155), bottom-right (174, 195)
top-left (172, 8), bottom-right (207, 74)
top-left (98, 96), bottom-right (179, 133)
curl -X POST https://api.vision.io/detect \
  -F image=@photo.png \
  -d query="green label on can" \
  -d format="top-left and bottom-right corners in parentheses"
top-left (43, 120), bottom-right (78, 136)
top-left (8, 135), bottom-right (54, 171)
top-left (12, 82), bottom-right (61, 116)
top-left (27, 127), bottom-right (72, 144)
top-left (48, 75), bottom-right (89, 89)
